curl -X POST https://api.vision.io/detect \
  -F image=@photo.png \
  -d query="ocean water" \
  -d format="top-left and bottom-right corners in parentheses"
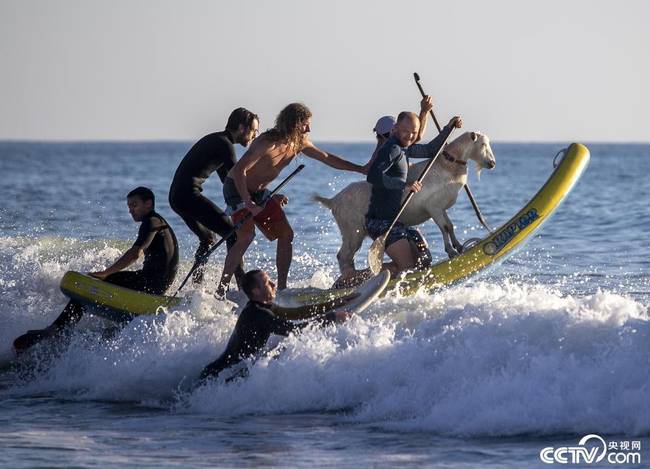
top-left (0, 140), bottom-right (649, 468)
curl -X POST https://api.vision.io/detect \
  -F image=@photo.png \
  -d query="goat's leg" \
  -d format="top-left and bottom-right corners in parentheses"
top-left (443, 211), bottom-right (464, 253)
top-left (337, 231), bottom-right (365, 277)
top-left (430, 210), bottom-right (460, 258)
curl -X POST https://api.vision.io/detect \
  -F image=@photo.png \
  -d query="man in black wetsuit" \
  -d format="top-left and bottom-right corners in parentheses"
top-left (169, 108), bottom-right (259, 286)
top-left (13, 187), bottom-right (179, 353)
top-left (199, 269), bottom-right (349, 381)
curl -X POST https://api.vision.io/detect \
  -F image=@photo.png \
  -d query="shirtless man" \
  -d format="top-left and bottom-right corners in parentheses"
top-left (217, 103), bottom-right (367, 296)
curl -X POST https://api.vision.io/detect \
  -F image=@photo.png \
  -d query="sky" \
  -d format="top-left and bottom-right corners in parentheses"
top-left (0, 0), bottom-right (648, 142)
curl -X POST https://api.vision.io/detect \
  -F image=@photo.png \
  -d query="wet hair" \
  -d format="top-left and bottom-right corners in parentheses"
top-left (127, 186), bottom-right (155, 208)
top-left (225, 107), bottom-right (259, 133)
top-left (241, 269), bottom-right (264, 298)
top-left (262, 103), bottom-right (312, 152)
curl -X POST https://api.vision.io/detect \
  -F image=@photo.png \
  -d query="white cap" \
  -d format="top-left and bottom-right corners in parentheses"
top-left (373, 115), bottom-right (395, 135)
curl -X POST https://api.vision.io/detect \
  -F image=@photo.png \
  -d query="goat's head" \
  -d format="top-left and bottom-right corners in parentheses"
top-left (466, 131), bottom-right (496, 179)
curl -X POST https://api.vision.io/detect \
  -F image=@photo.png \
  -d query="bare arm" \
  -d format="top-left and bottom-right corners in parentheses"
top-left (301, 140), bottom-right (366, 174)
top-left (89, 246), bottom-right (141, 279)
top-left (89, 217), bottom-right (163, 279)
top-left (228, 137), bottom-right (268, 212)
top-left (415, 95), bottom-right (433, 143)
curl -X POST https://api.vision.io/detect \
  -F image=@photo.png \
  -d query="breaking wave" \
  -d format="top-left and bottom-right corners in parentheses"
top-left (1, 236), bottom-right (649, 437)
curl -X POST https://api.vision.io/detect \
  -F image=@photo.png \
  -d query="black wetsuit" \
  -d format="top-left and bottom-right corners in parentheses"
top-left (200, 301), bottom-right (336, 380)
top-left (169, 131), bottom-right (242, 275)
top-left (56, 210), bottom-right (178, 327)
top-left (13, 210), bottom-right (179, 352)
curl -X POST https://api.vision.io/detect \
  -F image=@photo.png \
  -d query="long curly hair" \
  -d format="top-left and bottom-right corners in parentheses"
top-left (263, 103), bottom-right (312, 152)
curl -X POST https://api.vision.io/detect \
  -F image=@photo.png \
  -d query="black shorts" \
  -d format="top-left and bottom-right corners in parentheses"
top-left (365, 217), bottom-right (416, 248)
top-left (364, 217), bottom-right (432, 268)
top-left (223, 177), bottom-right (269, 212)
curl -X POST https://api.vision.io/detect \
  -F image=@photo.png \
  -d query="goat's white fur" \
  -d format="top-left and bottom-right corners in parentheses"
top-left (313, 131), bottom-right (496, 276)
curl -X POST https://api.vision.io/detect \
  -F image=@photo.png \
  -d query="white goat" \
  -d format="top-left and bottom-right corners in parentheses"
top-left (314, 131), bottom-right (496, 277)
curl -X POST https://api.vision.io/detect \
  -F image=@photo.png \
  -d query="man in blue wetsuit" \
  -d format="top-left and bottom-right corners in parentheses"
top-left (169, 107), bottom-right (259, 286)
top-left (13, 187), bottom-right (179, 353)
top-left (199, 269), bottom-right (349, 381)
top-left (367, 95), bottom-right (434, 166)
top-left (365, 112), bottom-right (463, 274)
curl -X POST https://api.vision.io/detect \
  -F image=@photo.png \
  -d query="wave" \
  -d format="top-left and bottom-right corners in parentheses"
top-left (1, 236), bottom-right (649, 437)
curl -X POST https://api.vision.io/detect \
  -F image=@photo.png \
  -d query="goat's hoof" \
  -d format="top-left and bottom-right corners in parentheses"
top-left (446, 249), bottom-right (460, 259)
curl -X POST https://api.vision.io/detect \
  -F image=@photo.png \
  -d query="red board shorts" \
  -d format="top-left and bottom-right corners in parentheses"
top-left (232, 196), bottom-right (287, 241)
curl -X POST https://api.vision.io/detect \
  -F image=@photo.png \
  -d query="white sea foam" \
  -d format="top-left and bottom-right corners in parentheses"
top-left (2, 236), bottom-right (649, 437)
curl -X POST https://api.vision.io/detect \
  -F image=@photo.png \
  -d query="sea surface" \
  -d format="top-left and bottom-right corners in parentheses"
top-left (0, 140), bottom-right (648, 468)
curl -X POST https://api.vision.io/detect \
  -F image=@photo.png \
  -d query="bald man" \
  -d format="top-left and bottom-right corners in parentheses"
top-left (365, 112), bottom-right (463, 273)
top-left (368, 95), bottom-right (433, 166)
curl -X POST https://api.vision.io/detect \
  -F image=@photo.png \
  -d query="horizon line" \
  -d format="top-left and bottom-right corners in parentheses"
top-left (1, 138), bottom-right (649, 145)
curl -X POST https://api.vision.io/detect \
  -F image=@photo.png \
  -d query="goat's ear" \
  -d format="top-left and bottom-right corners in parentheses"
top-left (470, 132), bottom-right (478, 142)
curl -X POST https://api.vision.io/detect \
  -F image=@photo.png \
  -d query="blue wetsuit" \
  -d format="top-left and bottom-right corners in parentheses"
top-left (365, 125), bottom-right (453, 252)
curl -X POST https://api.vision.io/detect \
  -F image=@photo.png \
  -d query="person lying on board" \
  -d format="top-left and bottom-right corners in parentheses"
top-left (365, 112), bottom-right (463, 276)
top-left (169, 107), bottom-right (259, 288)
top-left (13, 187), bottom-right (179, 354)
top-left (199, 269), bottom-right (350, 382)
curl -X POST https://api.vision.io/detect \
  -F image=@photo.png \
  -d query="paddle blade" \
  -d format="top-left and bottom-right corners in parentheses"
top-left (367, 236), bottom-right (386, 275)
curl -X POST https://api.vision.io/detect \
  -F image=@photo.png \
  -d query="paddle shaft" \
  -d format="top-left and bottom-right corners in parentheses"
top-left (414, 76), bottom-right (442, 133)
top-left (172, 164), bottom-right (305, 297)
top-left (413, 72), bottom-right (492, 232)
top-left (378, 127), bottom-right (456, 245)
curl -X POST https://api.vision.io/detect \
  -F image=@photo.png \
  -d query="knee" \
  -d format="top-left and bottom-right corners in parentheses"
top-left (401, 258), bottom-right (417, 271)
top-left (278, 226), bottom-right (294, 243)
top-left (238, 231), bottom-right (255, 246)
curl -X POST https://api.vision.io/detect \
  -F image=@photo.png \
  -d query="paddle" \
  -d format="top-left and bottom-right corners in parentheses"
top-left (172, 164), bottom-right (305, 297)
top-left (367, 128), bottom-right (456, 275)
top-left (413, 72), bottom-right (492, 232)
